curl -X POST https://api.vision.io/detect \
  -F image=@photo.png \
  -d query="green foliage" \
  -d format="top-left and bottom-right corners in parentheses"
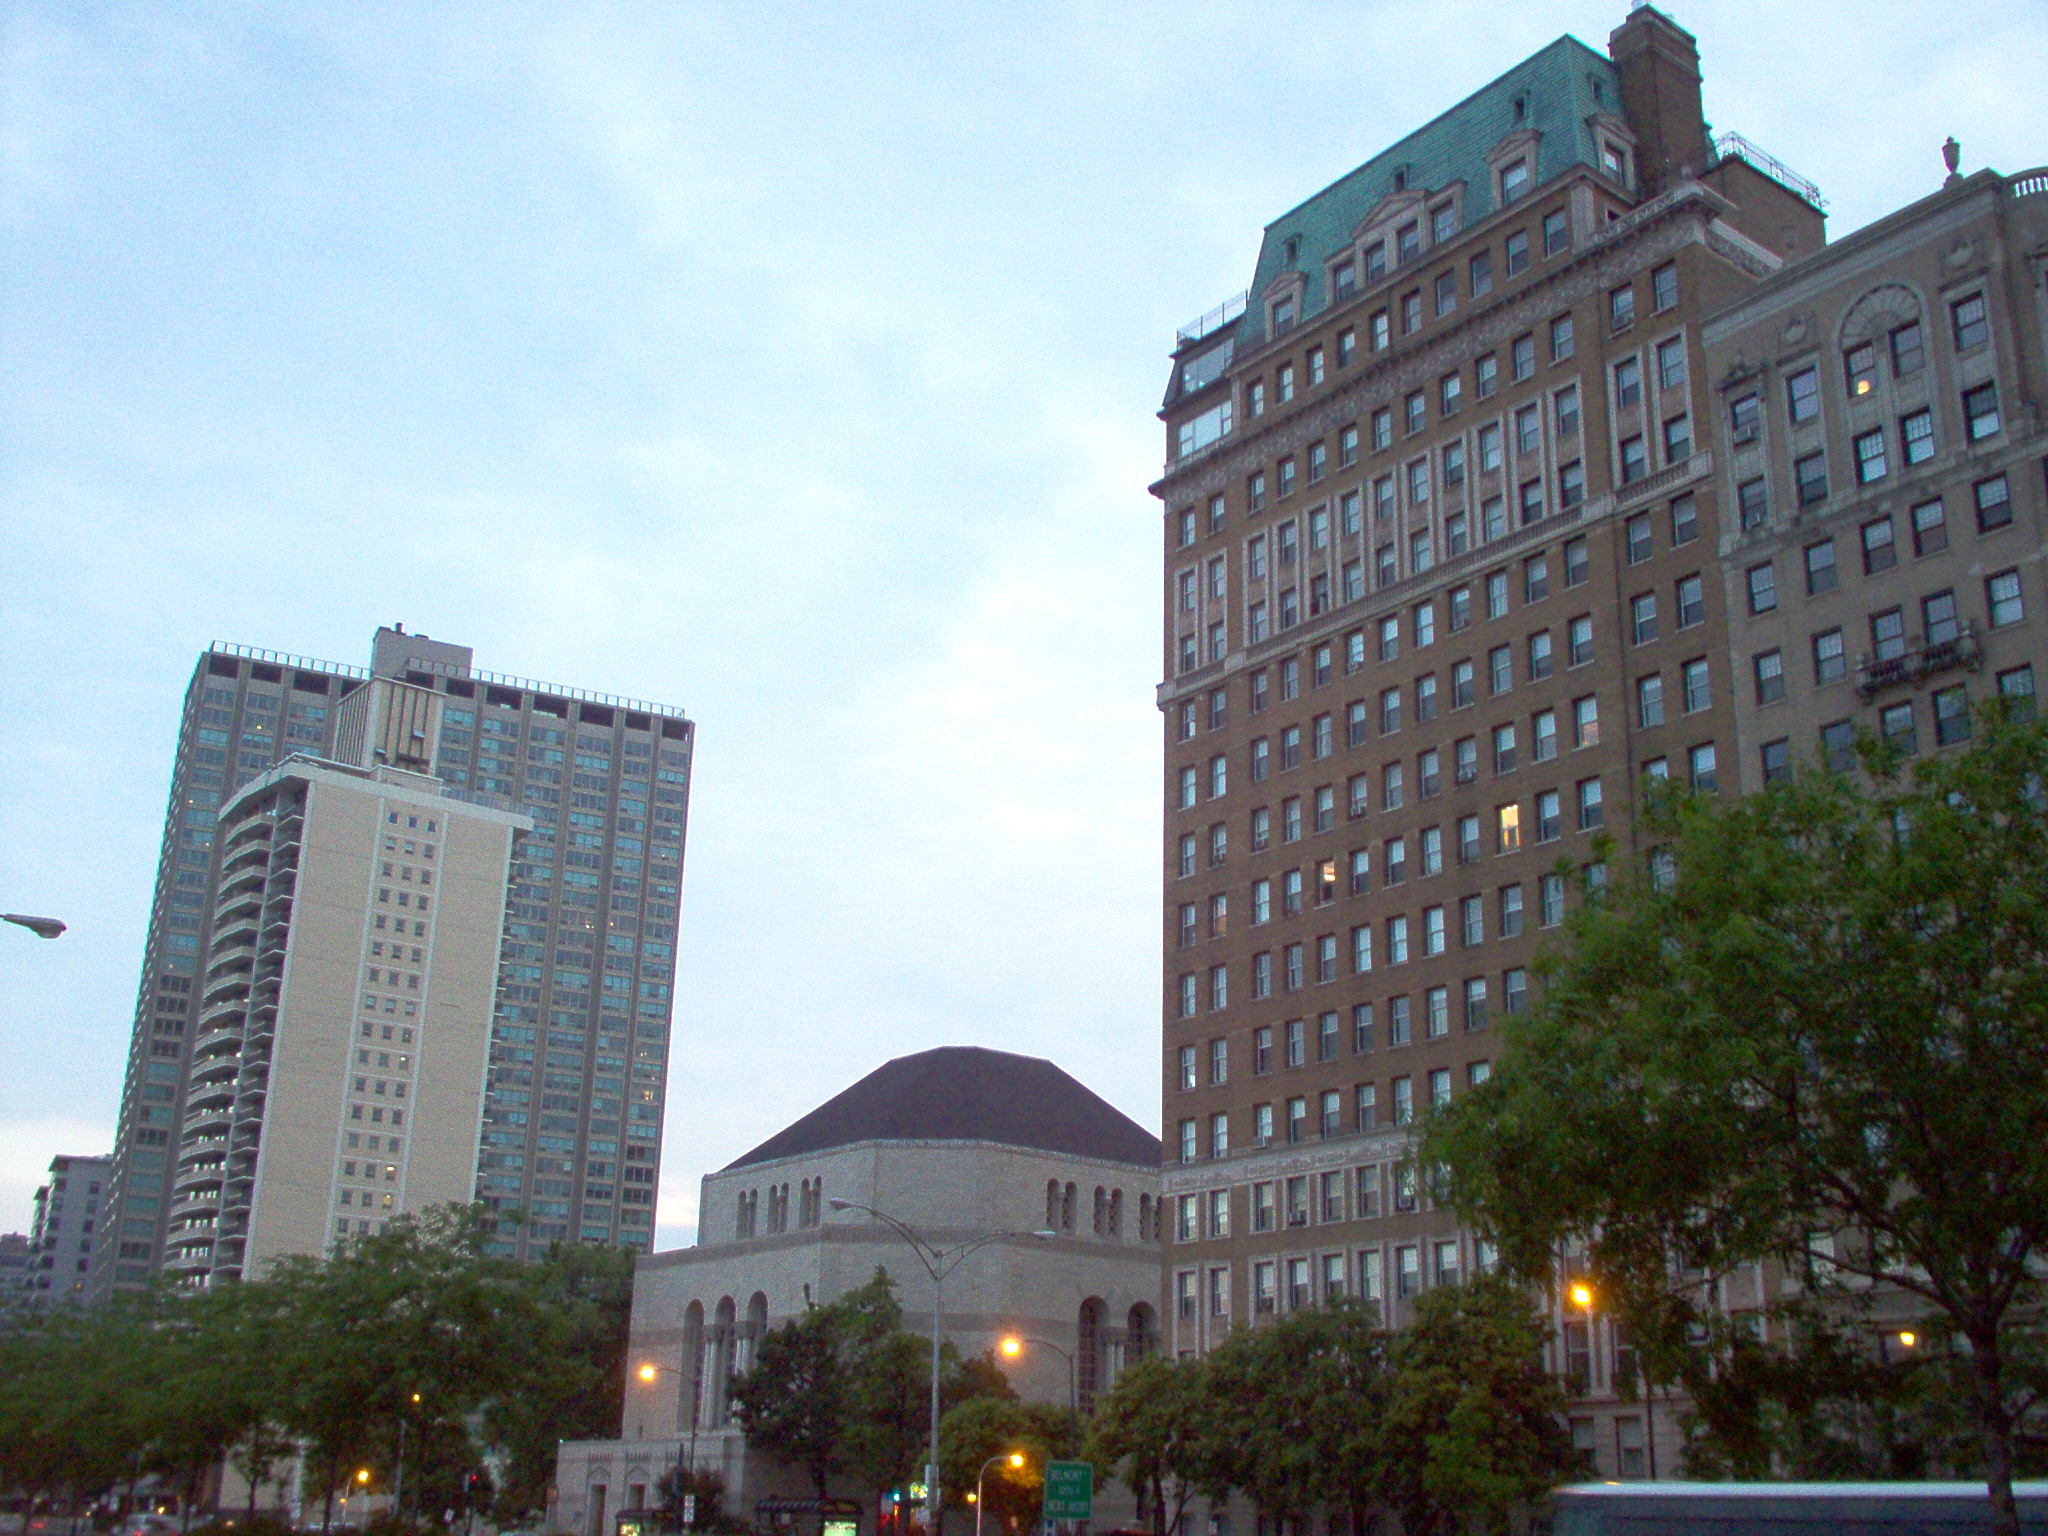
top-left (1380, 1277), bottom-right (1578, 1536)
top-left (1083, 1354), bottom-right (1219, 1536)
top-left (0, 1203), bottom-right (632, 1530)
top-left (729, 1270), bottom-right (1014, 1507)
top-left (937, 1397), bottom-right (1076, 1531)
top-left (1424, 710), bottom-right (2048, 1533)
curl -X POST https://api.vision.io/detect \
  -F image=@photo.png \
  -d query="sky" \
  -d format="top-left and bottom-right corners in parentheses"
top-left (4, 0), bottom-right (2045, 1251)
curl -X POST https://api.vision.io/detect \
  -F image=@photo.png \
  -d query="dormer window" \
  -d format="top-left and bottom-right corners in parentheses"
top-left (1271, 297), bottom-right (1296, 337)
top-left (1513, 93), bottom-right (1528, 124)
top-left (1600, 142), bottom-right (1628, 183)
top-left (1501, 160), bottom-right (1530, 204)
top-left (1332, 259), bottom-right (1357, 300)
top-left (1393, 167), bottom-right (1408, 192)
top-left (1283, 235), bottom-right (1301, 265)
top-left (1365, 242), bottom-right (1388, 283)
top-left (1396, 222), bottom-right (1421, 266)
top-left (1430, 202), bottom-right (1458, 244)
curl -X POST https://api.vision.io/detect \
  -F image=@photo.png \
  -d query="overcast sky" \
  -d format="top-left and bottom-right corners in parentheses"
top-left (4, 0), bottom-right (2044, 1249)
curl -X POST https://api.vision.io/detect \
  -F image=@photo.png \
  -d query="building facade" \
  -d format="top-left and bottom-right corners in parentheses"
top-left (95, 630), bottom-right (694, 1296)
top-left (23, 1154), bottom-right (109, 1305)
top-left (554, 1047), bottom-right (1161, 1536)
top-left (1701, 165), bottom-right (2048, 786)
top-left (159, 757), bottom-right (530, 1284)
top-left (1151, 6), bottom-right (1821, 1477)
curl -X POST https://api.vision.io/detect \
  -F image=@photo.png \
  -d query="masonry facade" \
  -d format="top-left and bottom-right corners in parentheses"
top-left (1702, 166), bottom-right (2048, 786)
top-left (1151, 6), bottom-right (1823, 1478)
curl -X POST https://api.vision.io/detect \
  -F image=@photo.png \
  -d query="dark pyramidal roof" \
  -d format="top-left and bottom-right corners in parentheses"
top-left (723, 1046), bottom-right (1160, 1171)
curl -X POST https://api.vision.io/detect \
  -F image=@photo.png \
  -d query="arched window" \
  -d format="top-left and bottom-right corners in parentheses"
top-left (1138, 1192), bottom-right (1155, 1242)
top-left (1077, 1298), bottom-right (1105, 1411)
top-left (711, 1297), bottom-right (738, 1425)
top-left (681, 1300), bottom-right (705, 1430)
top-left (1127, 1302), bottom-right (1156, 1362)
top-left (1046, 1179), bottom-right (1061, 1230)
top-left (1109, 1188), bottom-right (1124, 1238)
top-left (1062, 1182), bottom-right (1076, 1230)
top-left (1092, 1186), bottom-right (1107, 1235)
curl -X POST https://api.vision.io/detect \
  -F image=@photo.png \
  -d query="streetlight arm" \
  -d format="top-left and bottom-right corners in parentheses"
top-left (2, 914), bottom-right (65, 940)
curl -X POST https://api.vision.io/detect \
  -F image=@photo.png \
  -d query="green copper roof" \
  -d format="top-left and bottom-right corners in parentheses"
top-left (1235, 35), bottom-right (1625, 349)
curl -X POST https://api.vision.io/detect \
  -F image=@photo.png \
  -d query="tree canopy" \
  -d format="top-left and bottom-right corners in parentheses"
top-left (1425, 710), bottom-right (2048, 1536)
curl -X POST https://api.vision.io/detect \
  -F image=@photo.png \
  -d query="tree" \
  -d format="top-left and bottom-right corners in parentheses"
top-left (937, 1398), bottom-right (1074, 1533)
top-left (1083, 1354), bottom-right (1219, 1536)
top-left (1426, 710), bottom-right (2048, 1536)
top-left (1378, 1276), bottom-right (1579, 1536)
top-left (730, 1302), bottom-right (849, 1496)
top-left (1201, 1302), bottom-right (1389, 1526)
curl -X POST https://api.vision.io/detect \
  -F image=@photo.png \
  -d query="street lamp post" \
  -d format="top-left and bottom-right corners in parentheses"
top-left (2, 913), bottom-right (66, 939)
top-left (636, 1362), bottom-right (703, 1506)
top-left (973, 1454), bottom-right (1024, 1536)
top-left (827, 1198), bottom-right (1053, 1536)
top-left (997, 1336), bottom-right (1075, 1421)
top-left (394, 1392), bottom-right (420, 1521)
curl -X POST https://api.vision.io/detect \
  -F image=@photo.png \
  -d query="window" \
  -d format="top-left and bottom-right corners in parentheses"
top-left (1671, 494), bottom-right (1698, 545)
top-left (1528, 631), bottom-right (1552, 680)
top-left (1177, 508), bottom-right (1196, 546)
top-left (1881, 701), bottom-right (1917, 756)
top-left (1496, 802), bottom-right (1521, 853)
top-left (1863, 517), bottom-right (1897, 574)
top-left (1871, 607), bottom-right (1907, 662)
top-left (1997, 665), bottom-right (2036, 720)
top-left (1892, 320), bottom-right (1926, 377)
top-left (1435, 269), bottom-right (1458, 317)
top-left (1544, 208), bottom-right (1570, 256)
top-left (1657, 336), bottom-right (1687, 390)
top-left (1453, 660), bottom-right (1476, 708)
top-left (1688, 743), bottom-right (1719, 791)
top-left (1489, 645), bottom-right (1513, 695)
top-left (1677, 575), bottom-right (1704, 628)
top-left (1964, 383), bottom-right (2002, 441)
top-left (1525, 555), bottom-right (1550, 604)
top-left (1532, 707), bottom-right (1557, 760)
top-left (1559, 460), bottom-right (1585, 509)
top-left (1652, 263), bottom-right (1677, 312)
top-left (1476, 352), bottom-right (1498, 398)
top-left (1804, 540), bottom-right (1838, 595)
top-left (1787, 366), bottom-right (1820, 423)
top-left (1470, 250), bottom-right (1493, 297)
top-left (1551, 313), bottom-right (1575, 361)
top-left (1663, 414), bottom-right (1693, 464)
top-left (1913, 499), bottom-right (1948, 556)
top-left (1403, 291), bottom-right (1423, 332)
top-left (1505, 228), bottom-right (1529, 274)
top-left (1620, 436), bottom-right (1647, 483)
top-left (1625, 514), bottom-right (1653, 565)
top-left (1501, 160), bottom-right (1530, 204)
top-left (1631, 593), bottom-right (1658, 646)
top-left (1609, 284), bottom-right (1635, 330)
top-left (1555, 383), bottom-right (1580, 438)
top-left (1637, 673), bottom-right (1664, 727)
top-left (1487, 571), bottom-right (1509, 620)
top-left (1987, 570), bottom-right (2025, 629)
top-left (1754, 649), bottom-right (1785, 704)
top-left (1901, 409), bottom-right (1935, 466)
top-left (1845, 342), bottom-right (1879, 398)
top-left (1577, 777), bottom-right (1604, 830)
top-left (1615, 356), bottom-right (1641, 407)
top-left (1536, 790), bottom-right (1561, 843)
top-left (1747, 563), bottom-right (1777, 615)
top-left (1976, 476), bottom-right (2012, 532)
top-left (1539, 872), bottom-right (1565, 927)
top-left (1854, 428), bottom-right (1888, 484)
top-left (1924, 590), bottom-right (1959, 647)
top-left (1934, 686), bottom-right (1972, 746)
top-left (1729, 392), bottom-right (1760, 444)
top-left (1951, 293), bottom-right (1989, 351)
top-left (1568, 615), bottom-right (1594, 667)
top-left (1761, 738), bottom-right (1792, 785)
top-left (1572, 695), bottom-right (1599, 748)
top-left (1513, 334), bottom-right (1536, 382)
top-left (1682, 659), bottom-right (1712, 713)
top-left (1796, 451), bottom-right (1828, 506)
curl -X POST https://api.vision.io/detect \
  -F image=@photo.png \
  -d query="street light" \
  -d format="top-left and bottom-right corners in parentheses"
top-left (2, 913), bottom-right (66, 940)
top-left (997, 1335), bottom-right (1076, 1420)
top-left (974, 1454), bottom-right (1025, 1536)
top-left (1568, 1282), bottom-right (1594, 1311)
top-left (828, 1197), bottom-right (1053, 1536)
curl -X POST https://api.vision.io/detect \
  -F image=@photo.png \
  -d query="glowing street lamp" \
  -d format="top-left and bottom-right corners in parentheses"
top-left (974, 1454), bottom-right (1026, 1536)
top-left (998, 1335), bottom-right (1076, 1419)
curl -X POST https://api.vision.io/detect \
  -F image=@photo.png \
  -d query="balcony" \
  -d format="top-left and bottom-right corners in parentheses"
top-left (1856, 622), bottom-right (1984, 701)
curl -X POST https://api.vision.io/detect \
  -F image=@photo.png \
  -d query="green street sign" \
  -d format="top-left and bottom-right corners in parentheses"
top-left (1042, 1461), bottom-right (1092, 1521)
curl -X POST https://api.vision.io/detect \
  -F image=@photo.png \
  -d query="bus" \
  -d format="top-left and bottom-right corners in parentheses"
top-left (1546, 1481), bottom-right (2048, 1535)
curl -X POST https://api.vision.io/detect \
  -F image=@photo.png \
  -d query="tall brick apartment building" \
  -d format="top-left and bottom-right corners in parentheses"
top-left (1150, 6), bottom-right (1823, 1475)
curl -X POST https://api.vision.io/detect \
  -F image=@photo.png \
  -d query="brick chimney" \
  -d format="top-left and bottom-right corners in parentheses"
top-left (1609, 5), bottom-right (1710, 198)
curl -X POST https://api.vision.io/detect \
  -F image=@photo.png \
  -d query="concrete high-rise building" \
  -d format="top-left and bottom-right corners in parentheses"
top-left (1700, 163), bottom-right (2048, 787)
top-left (96, 630), bottom-right (694, 1295)
top-left (160, 755), bottom-right (531, 1285)
top-left (26, 1154), bottom-right (109, 1304)
top-left (1150, 6), bottom-right (1821, 1475)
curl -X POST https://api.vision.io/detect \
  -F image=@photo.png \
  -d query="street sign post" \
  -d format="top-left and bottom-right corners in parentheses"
top-left (1042, 1462), bottom-right (1092, 1523)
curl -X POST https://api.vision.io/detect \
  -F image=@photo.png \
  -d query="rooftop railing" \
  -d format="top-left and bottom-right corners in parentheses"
top-left (1711, 131), bottom-right (1825, 210)
top-left (1177, 291), bottom-right (1248, 345)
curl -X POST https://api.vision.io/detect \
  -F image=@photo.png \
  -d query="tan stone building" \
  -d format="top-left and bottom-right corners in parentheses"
top-left (554, 1046), bottom-right (1161, 1536)
top-left (1702, 164), bottom-right (2048, 786)
top-left (1151, 4), bottom-right (1825, 1480)
top-left (162, 748), bottom-right (531, 1283)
